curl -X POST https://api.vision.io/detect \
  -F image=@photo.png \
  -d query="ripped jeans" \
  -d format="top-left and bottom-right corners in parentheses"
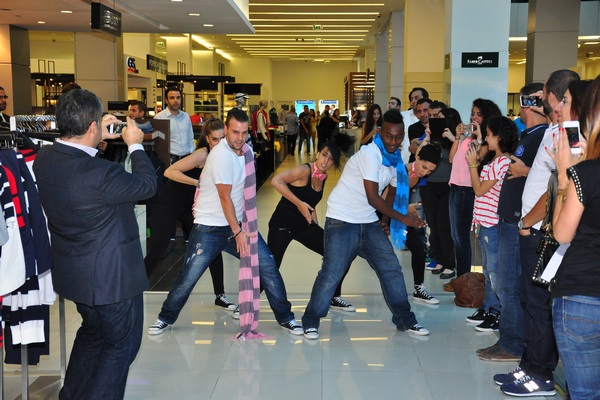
top-left (157, 224), bottom-right (295, 325)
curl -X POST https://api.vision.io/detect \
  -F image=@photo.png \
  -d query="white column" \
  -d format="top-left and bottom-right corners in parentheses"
top-left (444, 0), bottom-right (511, 117)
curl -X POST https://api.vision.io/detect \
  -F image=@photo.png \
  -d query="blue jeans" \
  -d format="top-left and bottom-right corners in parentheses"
top-left (553, 296), bottom-right (600, 400)
top-left (449, 185), bottom-right (474, 276)
top-left (59, 293), bottom-right (143, 400)
top-left (302, 218), bottom-right (417, 331)
top-left (478, 225), bottom-right (501, 314)
top-left (519, 229), bottom-right (558, 381)
top-left (494, 219), bottom-right (525, 356)
top-left (158, 224), bottom-right (294, 325)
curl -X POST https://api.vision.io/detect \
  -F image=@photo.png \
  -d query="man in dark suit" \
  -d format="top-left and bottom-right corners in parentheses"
top-left (33, 89), bottom-right (157, 400)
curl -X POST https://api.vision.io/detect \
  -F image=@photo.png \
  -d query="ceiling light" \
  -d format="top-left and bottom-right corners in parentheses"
top-left (584, 41), bottom-right (600, 45)
top-left (250, 18), bottom-right (376, 22)
top-left (203, 24), bottom-right (213, 27)
top-left (516, 60), bottom-right (527, 65)
top-left (37, 21), bottom-right (46, 24)
top-left (191, 35), bottom-right (214, 50)
top-left (250, 12), bottom-right (379, 15)
top-left (189, 13), bottom-right (200, 17)
top-left (509, 37), bottom-right (527, 41)
top-left (251, 3), bottom-right (383, 6)
top-left (60, 10), bottom-right (72, 14)
top-left (579, 35), bottom-right (600, 40)
top-left (215, 49), bottom-right (232, 60)
top-left (171, 0), bottom-right (183, 2)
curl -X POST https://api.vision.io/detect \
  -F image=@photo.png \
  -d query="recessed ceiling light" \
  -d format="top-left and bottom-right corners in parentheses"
top-left (171, 0), bottom-right (183, 2)
top-left (189, 13), bottom-right (200, 16)
top-left (60, 10), bottom-right (72, 14)
top-left (203, 24), bottom-right (213, 27)
top-left (37, 21), bottom-right (46, 24)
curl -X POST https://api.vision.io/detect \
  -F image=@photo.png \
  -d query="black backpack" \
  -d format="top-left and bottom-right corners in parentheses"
top-left (269, 107), bottom-right (279, 125)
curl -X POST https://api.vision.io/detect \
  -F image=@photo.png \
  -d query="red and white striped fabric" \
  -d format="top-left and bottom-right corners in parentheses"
top-left (473, 156), bottom-right (510, 228)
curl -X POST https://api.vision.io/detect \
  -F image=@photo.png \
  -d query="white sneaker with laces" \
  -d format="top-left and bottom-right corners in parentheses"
top-left (303, 328), bottom-right (319, 340)
top-left (232, 306), bottom-right (240, 320)
top-left (148, 319), bottom-right (171, 335)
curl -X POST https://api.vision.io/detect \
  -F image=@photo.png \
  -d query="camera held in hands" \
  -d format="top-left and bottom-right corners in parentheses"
top-left (519, 95), bottom-right (542, 108)
top-left (109, 121), bottom-right (126, 135)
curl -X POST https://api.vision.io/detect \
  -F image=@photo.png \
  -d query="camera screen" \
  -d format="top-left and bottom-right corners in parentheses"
top-left (520, 95), bottom-right (541, 108)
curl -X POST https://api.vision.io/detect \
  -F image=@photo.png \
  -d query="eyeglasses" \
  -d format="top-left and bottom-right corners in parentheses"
top-left (0, 96), bottom-right (8, 100)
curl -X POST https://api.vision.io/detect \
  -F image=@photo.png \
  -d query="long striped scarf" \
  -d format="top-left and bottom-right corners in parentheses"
top-left (236, 143), bottom-right (263, 340)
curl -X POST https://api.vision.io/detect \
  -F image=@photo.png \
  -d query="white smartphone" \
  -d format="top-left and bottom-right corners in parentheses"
top-left (563, 121), bottom-right (581, 155)
top-left (109, 121), bottom-right (126, 135)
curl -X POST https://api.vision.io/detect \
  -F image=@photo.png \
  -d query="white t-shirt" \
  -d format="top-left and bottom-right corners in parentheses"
top-left (401, 109), bottom-right (418, 164)
top-left (521, 124), bottom-right (558, 230)
top-left (193, 139), bottom-right (247, 226)
top-left (327, 143), bottom-right (397, 223)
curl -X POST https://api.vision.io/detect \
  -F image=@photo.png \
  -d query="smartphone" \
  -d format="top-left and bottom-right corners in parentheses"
top-left (462, 123), bottom-right (473, 134)
top-left (428, 118), bottom-right (445, 142)
top-left (563, 121), bottom-right (581, 154)
top-left (109, 122), bottom-right (126, 135)
top-left (520, 95), bottom-right (542, 108)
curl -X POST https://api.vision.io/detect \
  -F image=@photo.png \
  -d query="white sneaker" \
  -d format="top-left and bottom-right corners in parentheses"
top-left (148, 319), bottom-right (171, 335)
top-left (232, 305), bottom-right (240, 320)
top-left (303, 328), bottom-right (319, 340)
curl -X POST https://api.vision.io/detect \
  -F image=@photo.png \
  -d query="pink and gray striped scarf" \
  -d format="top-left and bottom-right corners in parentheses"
top-left (236, 143), bottom-right (265, 340)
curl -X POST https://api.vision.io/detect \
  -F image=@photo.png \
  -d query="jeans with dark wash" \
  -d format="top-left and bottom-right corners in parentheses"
top-left (158, 224), bottom-right (295, 325)
top-left (59, 293), bottom-right (144, 400)
top-left (421, 181), bottom-right (455, 270)
top-left (519, 229), bottom-right (558, 381)
top-left (448, 185), bottom-right (474, 276)
top-left (302, 218), bottom-right (417, 331)
top-left (553, 296), bottom-right (600, 400)
top-left (494, 219), bottom-right (525, 356)
top-left (478, 225), bottom-right (501, 314)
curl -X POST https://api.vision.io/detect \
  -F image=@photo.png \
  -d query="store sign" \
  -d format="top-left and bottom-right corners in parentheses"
top-left (461, 52), bottom-right (499, 68)
top-left (147, 54), bottom-right (168, 75)
top-left (91, 3), bottom-right (122, 37)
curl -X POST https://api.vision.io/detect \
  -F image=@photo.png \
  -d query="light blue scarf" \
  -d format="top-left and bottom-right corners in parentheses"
top-left (373, 134), bottom-right (409, 249)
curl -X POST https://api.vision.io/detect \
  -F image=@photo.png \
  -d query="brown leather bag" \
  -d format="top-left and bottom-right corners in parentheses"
top-left (443, 272), bottom-right (485, 308)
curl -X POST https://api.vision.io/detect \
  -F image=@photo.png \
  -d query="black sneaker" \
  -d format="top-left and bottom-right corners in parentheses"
top-left (475, 314), bottom-right (500, 332)
top-left (494, 367), bottom-right (527, 385)
top-left (330, 296), bottom-right (357, 312)
top-left (466, 308), bottom-right (487, 324)
top-left (215, 294), bottom-right (236, 310)
top-left (407, 323), bottom-right (430, 336)
top-left (500, 375), bottom-right (556, 397)
top-left (413, 284), bottom-right (440, 304)
top-left (279, 319), bottom-right (303, 335)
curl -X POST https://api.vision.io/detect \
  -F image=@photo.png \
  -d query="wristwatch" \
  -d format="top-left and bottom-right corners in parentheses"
top-left (518, 219), bottom-right (531, 230)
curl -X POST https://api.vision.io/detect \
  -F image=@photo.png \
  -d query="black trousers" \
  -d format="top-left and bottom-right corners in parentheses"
top-left (267, 222), bottom-right (348, 298)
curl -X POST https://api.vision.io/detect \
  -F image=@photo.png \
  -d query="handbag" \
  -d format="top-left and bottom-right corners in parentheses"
top-left (532, 171), bottom-right (559, 287)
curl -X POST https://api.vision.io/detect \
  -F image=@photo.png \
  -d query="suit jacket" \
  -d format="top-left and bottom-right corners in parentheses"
top-left (33, 142), bottom-right (157, 306)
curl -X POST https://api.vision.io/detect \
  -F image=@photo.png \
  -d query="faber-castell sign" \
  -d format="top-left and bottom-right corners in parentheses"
top-left (461, 52), bottom-right (499, 68)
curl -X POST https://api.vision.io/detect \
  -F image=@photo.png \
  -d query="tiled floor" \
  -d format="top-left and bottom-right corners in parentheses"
top-left (2, 149), bottom-right (562, 400)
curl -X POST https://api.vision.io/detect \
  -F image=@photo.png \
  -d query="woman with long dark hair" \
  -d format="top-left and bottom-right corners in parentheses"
top-left (268, 134), bottom-right (356, 310)
top-left (361, 103), bottom-right (383, 145)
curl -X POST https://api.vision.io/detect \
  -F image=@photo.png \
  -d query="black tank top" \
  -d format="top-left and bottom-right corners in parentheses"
top-left (268, 163), bottom-right (325, 233)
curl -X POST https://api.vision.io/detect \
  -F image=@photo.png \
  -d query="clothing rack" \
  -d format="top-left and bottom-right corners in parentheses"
top-left (0, 132), bottom-right (66, 399)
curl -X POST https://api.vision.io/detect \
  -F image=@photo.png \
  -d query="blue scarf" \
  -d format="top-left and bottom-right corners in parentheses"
top-left (373, 134), bottom-right (409, 249)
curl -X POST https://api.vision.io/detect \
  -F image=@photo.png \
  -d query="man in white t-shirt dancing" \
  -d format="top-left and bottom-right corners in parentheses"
top-left (301, 108), bottom-right (430, 340)
top-left (148, 108), bottom-right (302, 336)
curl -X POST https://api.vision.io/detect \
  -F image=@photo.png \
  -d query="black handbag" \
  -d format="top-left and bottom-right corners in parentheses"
top-left (532, 171), bottom-right (560, 287)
